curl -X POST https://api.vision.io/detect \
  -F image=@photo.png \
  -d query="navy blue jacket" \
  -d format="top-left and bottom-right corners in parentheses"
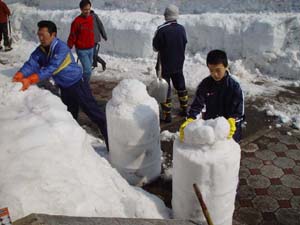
top-left (19, 38), bottom-right (82, 88)
top-left (188, 72), bottom-right (244, 122)
top-left (152, 21), bottom-right (187, 75)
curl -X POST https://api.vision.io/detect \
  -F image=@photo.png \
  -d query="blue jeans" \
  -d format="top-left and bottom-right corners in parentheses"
top-left (76, 48), bottom-right (93, 81)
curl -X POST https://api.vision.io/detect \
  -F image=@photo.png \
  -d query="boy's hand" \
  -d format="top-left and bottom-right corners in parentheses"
top-left (179, 118), bottom-right (195, 142)
top-left (20, 73), bottom-right (39, 91)
top-left (227, 118), bottom-right (236, 139)
top-left (12, 72), bottom-right (24, 82)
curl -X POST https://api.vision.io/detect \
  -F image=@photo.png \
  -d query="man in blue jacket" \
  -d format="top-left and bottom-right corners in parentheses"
top-left (12, 20), bottom-right (109, 149)
top-left (180, 50), bottom-right (245, 142)
top-left (152, 4), bottom-right (188, 123)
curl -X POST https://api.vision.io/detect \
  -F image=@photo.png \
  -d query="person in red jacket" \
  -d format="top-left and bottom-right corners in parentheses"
top-left (68, 0), bottom-right (94, 81)
top-left (0, 0), bottom-right (12, 51)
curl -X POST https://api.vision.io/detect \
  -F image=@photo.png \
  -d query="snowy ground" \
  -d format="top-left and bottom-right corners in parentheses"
top-left (0, 1), bottom-right (300, 222)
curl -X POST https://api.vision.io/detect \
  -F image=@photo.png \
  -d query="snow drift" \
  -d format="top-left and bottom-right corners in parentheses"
top-left (0, 76), bottom-right (169, 220)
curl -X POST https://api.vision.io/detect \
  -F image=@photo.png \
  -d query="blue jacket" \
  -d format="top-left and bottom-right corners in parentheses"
top-left (152, 21), bottom-right (187, 75)
top-left (20, 38), bottom-right (82, 88)
top-left (188, 72), bottom-right (245, 122)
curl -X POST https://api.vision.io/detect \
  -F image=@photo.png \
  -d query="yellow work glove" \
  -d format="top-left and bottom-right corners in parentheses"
top-left (227, 118), bottom-right (236, 139)
top-left (179, 118), bottom-right (195, 142)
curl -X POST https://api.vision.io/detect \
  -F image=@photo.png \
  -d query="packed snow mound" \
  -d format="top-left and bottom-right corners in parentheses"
top-left (0, 75), bottom-right (169, 220)
top-left (6, 0), bottom-right (300, 13)
top-left (107, 79), bottom-right (161, 185)
top-left (9, 3), bottom-right (300, 79)
top-left (172, 117), bottom-right (240, 225)
top-left (184, 117), bottom-right (230, 146)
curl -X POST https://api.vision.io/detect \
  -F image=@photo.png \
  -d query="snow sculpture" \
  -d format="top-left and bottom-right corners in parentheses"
top-left (106, 79), bottom-right (161, 185)
top-left (172, 117), bottom-right (241, 225)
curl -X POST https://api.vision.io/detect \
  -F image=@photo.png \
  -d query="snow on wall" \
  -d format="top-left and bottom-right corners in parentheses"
top-left (6, 0), bottom-right (300, 13)
top-left (9, 3), bottom-right (300, 79)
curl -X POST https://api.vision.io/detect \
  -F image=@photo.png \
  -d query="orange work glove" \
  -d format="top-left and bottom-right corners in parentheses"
top-left (12, 72), bottom-right (24, 82)
top-left (20, 73), bottom-right (40, 91)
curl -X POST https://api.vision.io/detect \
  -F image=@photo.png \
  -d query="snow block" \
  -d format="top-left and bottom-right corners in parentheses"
top-left (172, 117), bottom-right (241, 225)
top-left (107, 79), bottom-right (162, 185)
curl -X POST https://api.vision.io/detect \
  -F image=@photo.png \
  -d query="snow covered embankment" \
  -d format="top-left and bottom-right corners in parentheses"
top-left (0, 76), bottom-right (169, 220)
top-left (10, 3), bottom-right (300, 80)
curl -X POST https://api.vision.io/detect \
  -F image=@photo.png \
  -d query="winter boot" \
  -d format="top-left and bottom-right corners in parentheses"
top-left (0, 45), bottom-right (3, 50)
top-left (177, 89), bottom-right (188, 117)
top-left (4, 46), bottom-right (12, 52)
top-left (161, 97), bottom-right (172, 123)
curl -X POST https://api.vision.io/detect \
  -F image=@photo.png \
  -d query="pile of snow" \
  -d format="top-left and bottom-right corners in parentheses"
top-left (0, 75), bottom-right (169, 220)
top-left (172, 117), bottom-right (241, 225)
top-left (6, 0), bottom-right (300, 13)
top-left (107, 79), bottom-right (161, 185)
top-left (8, 3), bottom-right (300, 79)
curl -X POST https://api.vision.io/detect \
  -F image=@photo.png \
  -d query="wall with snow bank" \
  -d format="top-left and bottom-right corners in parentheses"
top-left (172, 117), bottom-right (241, 225)
top-left (9, 4), bottom-right (300, 79)
top-left (6, 0), bottom-right (300, 13)
top-left (0, 75), bottom-right (169, 221)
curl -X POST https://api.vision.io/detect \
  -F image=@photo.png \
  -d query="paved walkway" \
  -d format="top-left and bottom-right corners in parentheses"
top-left (234, 125), bottom-right (300, 225)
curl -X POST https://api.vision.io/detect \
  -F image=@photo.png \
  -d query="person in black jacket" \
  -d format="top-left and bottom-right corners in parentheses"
top-left (152, 4), bottom-right (188, 123)
top-left (180, 50), bottom-right (245, 142)
top-left (91, 10), bottom-right (107, 71)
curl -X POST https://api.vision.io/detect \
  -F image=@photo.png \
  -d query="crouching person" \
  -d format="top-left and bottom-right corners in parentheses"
top-left (180, 49), bottom-right (245, 143)
top-left (12, 20), bottom-right (109, 150)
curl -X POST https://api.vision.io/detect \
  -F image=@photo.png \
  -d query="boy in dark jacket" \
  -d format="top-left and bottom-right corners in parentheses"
top-left (180, 50), bottom-right (244, 142)
top-left (91, 10), bottom-right (107, 71)
top-left (12, 20), bottom-right (109, 150)
top-left (152, 4), bottom-right (188, 123)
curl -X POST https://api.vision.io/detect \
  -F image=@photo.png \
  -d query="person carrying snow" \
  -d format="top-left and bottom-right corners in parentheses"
top-left (152, 4), bottom-right (188, 123)
top-left (180, 50), bottom-right (245, 142)
top-left (12, 20), bottom-right (109, 150)
top-left (0, 0), bottom-right (12, 51)
top-left (67, 0), bottom-right (94, 81)
top-left (91, 9), bottom-right (107, 71)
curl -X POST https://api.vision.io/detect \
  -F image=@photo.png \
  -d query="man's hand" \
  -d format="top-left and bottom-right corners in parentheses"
top-left (227, 118), bottom-right (236, 139)
top-left (12, 72), bottom-right (24, 82)
top-left (179, 118), bottom-right (195, 142)
top-left (20, 73), bottom-right (39, 91)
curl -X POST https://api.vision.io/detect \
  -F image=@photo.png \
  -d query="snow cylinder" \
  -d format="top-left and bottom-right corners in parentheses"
top-left (106, 79), bottom-right (161, 185)
top-left (172, 117), bottom-right (241, 225)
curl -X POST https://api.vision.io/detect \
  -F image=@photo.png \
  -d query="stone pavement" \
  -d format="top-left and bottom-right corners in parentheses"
top-left (14, 214), bottom-right (200, 225)
top-left (233, 125), bottom-right (300, 225)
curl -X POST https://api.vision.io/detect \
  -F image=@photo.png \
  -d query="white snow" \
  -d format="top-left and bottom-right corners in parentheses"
top-left (106, 79), bottom-right (161, 185)
top-left (172, 117), bottom-right (241, 225)
top-left (0, 75), bottom-right (169, 220)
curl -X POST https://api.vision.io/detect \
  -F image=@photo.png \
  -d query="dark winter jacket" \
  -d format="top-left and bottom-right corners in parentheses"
top-left (67, 14), bottom-right (94, 49)
top-left (152, 21), bottom-right (187, 75)
top-left (19, 38), bottom-right (82, 88)
top-left (0, 0), bottom-right (10, 23)
top-left (188, 72), bottom-right (244, 122)
top-left (91, 10), bottom-right (107, 43)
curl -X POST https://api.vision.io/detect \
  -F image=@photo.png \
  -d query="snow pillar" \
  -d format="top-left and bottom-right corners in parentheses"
top-left (172, 117), bottom-right (241, 225)
top-left (106, 79), bottom-right (161, 185)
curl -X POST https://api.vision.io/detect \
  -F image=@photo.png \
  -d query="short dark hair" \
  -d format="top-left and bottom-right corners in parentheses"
top-left (37, 20), bottom-right (57, 35)
top-left (206, 49), bottom-right (228, 67)
top-left (79, 0), bottom-right (91, 9)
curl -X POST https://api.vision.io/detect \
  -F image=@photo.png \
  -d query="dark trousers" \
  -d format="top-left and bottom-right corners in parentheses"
top-left (163, 72), bottom-right (186, 98)
top-left (233, 122), bottom-right (242, 143)
top-left (0, 23), bottom-right (9, 47)
top-left (60, 79), bottom-right (109, 149)
top-left (93, 43), bottom-right (106, 69)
